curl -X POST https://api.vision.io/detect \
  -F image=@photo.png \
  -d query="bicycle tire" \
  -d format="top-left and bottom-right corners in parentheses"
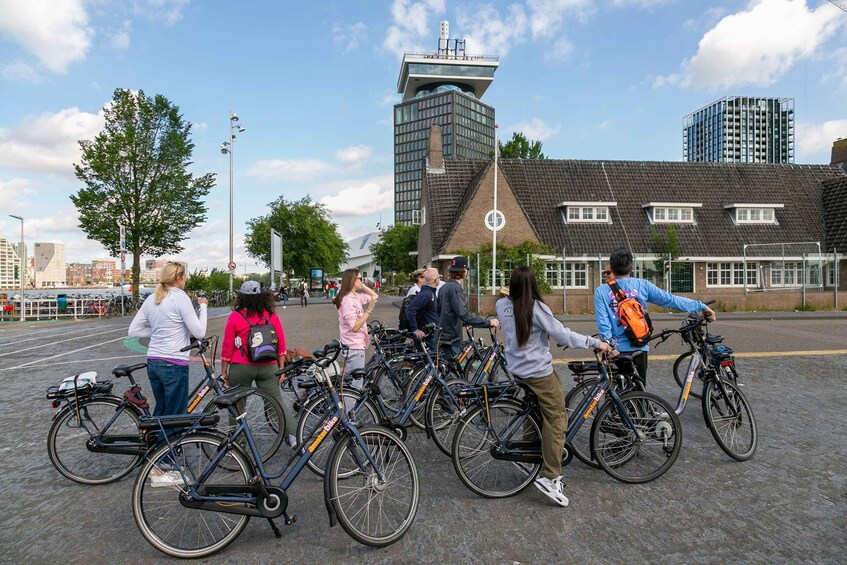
top-left (296, 389), bottom-right (379, 477)
top-left (372, 358), bottom-right (413, 413)
top-left (564, 378), bottom-right (602, 469)
top-left (203, 386), bottom-right (285, 463)
top-left (591, 391), bottom-right (682, 484)
top-left (132, 432), bottom-right (253, 558)
top-left (47, 396), bottom-right (143, 485)
top-left (326, 425), bottom-right (419, 547)
top-left (702, 379), bottom-right (757, 461)
top-left (451, 400), bottom-right (541, 498)
top-left (424, 376), bottom-right (470, 456)
top-left (672, 351), bottom-right (704, 399)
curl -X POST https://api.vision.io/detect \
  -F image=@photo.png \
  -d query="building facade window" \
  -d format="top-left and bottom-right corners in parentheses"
top-left (732, 207), bottom-right (777, 224)
top-left (545, 262), bottom-right (588, 288)
top-left (706, 262), bottom-right (758, 287)
top-left (769, 262), bottom-right (805, 287)
top-left (566, 206), bottom-right (609, 223)
top-left (652, 206), bottom-right (694, 223)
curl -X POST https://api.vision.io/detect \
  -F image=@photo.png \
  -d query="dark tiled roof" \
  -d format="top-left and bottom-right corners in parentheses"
top-left (822, 176), bottom-right (847, 252)
top-left (496, 159), bottom-right (844, 257)
top-left (424, 160), bottom-right (490, 254)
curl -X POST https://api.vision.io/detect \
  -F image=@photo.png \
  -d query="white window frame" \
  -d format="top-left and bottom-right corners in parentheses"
top-left (642, 202), bottom-right (700, 225)
top-left (724, 203), bottom-right (782, 225)
top-left (706, 262), bottom-right (758, 288)
top-left (559, 201), bottom-right (615, 224)
top-left (544, 261), bottom-right (588, 289)
top-left (411, 209), bottom-right (422, 225)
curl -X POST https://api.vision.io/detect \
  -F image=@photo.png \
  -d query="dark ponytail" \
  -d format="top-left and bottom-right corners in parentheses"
top-left (509, 266), bottom-right (545, 347)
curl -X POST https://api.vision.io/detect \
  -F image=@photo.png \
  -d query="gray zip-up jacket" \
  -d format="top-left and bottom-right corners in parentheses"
top-left (496, 297), bottom-right (600, 379)
top-left (437, 279), bottom-right (492, 343)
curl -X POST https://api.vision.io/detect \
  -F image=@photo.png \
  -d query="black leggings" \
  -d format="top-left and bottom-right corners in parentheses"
top-left (633, 351), bottom-right (649, 387)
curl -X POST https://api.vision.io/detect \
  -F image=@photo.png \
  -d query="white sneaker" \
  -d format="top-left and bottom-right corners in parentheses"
top-left (534, 475), bottom-right (569, 507)
top-left (150, 470), bottom-right (184, 488)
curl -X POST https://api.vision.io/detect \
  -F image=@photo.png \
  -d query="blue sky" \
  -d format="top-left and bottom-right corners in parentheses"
top-left (1, 0), bottom-right (845, 272)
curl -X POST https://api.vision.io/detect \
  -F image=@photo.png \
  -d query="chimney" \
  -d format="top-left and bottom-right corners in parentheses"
top-left (832, 138), bottom-right (847, 171)
top-left (427, 125), bottom-right (444, 171)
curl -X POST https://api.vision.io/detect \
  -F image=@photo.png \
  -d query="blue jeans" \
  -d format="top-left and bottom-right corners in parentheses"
top-left (147, 358), bottom-right (189, 416)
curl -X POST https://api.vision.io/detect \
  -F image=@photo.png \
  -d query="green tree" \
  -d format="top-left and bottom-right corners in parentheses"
top-left (244, 196), bottom-right (347, 282)
top-left (499, 132), bottom-right (547, 159)
top-left (449, 241), bottom-right (552, 294)
top-left (370, 224), bottom-right (418, 275)
top-left (72, 88), bottom-right (215, 303)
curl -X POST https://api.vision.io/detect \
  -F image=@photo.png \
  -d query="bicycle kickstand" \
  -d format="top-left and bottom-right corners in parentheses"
top-left (266, 518), bottom-right (282, 538)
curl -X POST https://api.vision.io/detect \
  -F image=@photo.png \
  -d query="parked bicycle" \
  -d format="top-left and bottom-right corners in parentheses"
top-left (131, 340), bottom-right (420, 558)
top-left (46, 337), bottom-right (285, 485)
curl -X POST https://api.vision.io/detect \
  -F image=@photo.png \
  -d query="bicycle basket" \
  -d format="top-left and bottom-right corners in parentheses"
top-left (709, 344), bottom-right (735, 363)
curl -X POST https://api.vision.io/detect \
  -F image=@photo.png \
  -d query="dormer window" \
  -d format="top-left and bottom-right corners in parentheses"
top-left (559, 201), bottom-right (615, 224)
top-left (724, 204), bottom-right (782, 225)
top-left (642, 202), bottom-right (701, 224)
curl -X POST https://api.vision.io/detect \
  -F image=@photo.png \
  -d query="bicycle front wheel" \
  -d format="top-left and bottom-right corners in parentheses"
top-left (702, 379), bottom-right (757, 461)
top-left (327, 426), bottom-right (419, 547)
top-left (132, 433), bottom-right (254, 559)
top-left (451, 400), bottom-right (540, 498)
top-left (591, 391), bottom-right (682, 484)
top-left (47, 397), bottom-right (142, 485)
top-left (204, 387), bottom-right (285, 463)
top-left (296, 389), bottom-right (379, 477)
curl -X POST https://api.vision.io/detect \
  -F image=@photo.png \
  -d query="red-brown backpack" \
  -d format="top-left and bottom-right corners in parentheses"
top-left (608, 278), bottom-right (653, 347)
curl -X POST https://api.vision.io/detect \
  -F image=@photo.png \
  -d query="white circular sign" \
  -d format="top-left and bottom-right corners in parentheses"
top-left (227, 261), bottom-right (237, 272)
top-left (485, 210), bottom-right (505, 232)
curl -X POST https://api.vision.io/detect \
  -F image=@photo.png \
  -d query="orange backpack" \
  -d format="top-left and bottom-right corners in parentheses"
top-left (608, 278), bottom-right (653, 347)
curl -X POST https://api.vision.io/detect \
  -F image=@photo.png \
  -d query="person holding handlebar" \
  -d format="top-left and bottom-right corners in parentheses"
top-left (128, 261), bottom-right (207, 416)
top-left (594, 248), bottom-right (715, 386)
top-left (497, 266), bottom-right (612, 508)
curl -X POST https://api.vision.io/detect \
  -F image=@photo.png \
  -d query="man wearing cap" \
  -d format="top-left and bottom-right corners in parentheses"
top-left (438, 256), bottom-right (499, 360)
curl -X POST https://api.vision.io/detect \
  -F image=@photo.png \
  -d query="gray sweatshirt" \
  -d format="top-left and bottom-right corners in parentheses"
top-left (496, 297), bottom-right (601, 379)
top-left (438, 279), bottom-right (492, 343)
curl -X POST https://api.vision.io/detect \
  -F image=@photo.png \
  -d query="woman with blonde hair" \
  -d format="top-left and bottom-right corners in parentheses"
top-left (129, 261), bottom-right (208, 416)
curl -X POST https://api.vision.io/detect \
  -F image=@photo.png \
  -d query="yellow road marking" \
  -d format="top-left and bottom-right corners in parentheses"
top-left (553, 349), bottom-right (847, 364)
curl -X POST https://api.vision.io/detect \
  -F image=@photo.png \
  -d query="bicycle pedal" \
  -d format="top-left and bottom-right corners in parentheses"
top-left (283, 512), bottom-right (297, 526)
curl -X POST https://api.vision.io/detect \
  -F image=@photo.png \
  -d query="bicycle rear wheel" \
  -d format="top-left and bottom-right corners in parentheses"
top-left (132, 433), bottom-right (253, 559)
top-left (591, 391), bottom-right (682, 484)
top-left (204, 387), bottom-right (285, 463)
top-left (47, 397), bottom-right (142, 485)
top-left (327, 426), bottom-right (419, 547)
top-left (296, 389), bottom-right (379, 477)
top-left (451, 400), bottom-right (540, 498)
top-left (702, 379), bottom-right (757, 461)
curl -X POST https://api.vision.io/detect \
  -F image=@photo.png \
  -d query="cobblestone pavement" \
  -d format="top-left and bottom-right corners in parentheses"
top-left (0, 299), bottom-right (845, 564)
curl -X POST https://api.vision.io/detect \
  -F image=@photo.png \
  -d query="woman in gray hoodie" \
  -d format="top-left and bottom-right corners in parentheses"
top-left (496, 266), bottom-right (612, 508)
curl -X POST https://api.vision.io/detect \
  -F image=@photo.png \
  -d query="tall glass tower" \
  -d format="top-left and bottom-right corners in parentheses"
top-left (683, 96), bottom-right (794, 164)
top-left (394, 21), bottom-right (499, 224)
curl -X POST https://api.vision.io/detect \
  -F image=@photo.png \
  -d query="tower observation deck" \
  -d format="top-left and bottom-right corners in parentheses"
top-left (393, 21), bottom-right (499, 225)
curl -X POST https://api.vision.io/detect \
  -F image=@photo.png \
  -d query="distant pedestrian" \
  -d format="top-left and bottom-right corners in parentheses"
top-left (280, 285), bottom-right (289, 309)
top-left (298, 281), bottom-right (308, 307)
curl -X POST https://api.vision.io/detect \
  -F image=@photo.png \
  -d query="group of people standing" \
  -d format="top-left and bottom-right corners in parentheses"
top-left (129, 249), bottom-right (713, 506)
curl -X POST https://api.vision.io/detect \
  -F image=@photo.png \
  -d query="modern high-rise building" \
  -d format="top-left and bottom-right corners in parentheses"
top-left (393, 21), bottom-right (499, 224)
top-left (683, 96), bottom-right (794, 164)
top-left (33, 242), bottom-right (67, 288)
top-left (0, 237), bottom-right (21, 290)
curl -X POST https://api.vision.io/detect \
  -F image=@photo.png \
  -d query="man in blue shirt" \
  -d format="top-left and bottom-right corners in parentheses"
top-left (594, 248), bottom-right (715, 385)
top-left (406, 268), bottom-right (440, 351)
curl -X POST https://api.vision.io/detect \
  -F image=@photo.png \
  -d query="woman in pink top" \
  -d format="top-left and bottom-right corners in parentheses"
top-left (334, 268), bottom-right (379, 391)
top-left (221, 280), bottom-right (294, 445)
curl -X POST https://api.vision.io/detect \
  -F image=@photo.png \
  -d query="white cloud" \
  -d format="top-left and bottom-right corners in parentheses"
top-left (333, 21), bottom-right (367, 52)
top-left (0, 178), bottom-right (36, 215)
top-left (1, 60), bottom-right (41, 83)
top-left (383, 0), bottom-right (446, 58)
top-left (548, 36), bottom-right (574, 61)
top-left (656, 0), bottom-right (844, 89)
top-left (191, 121), bottom-right (208, 133)
top-left (682, 7), bottom-right (728, 32)
top-left (796, 119), bottom-right (847, 160)
top-left (319, 182), bottom-right (393, 217)
top-left (506, 118), bottom-right (559, 142)
top-left (335, 145), bottom-right (374, 167)
top-left (247, 159), bottom-right (333, 181)
top-left (459, 4), bottom-right (529, 56)
top-left (133, 0), bottom-right (190, 26)
top-left (0, 0), bottom-right (93, 73)
top-left (822, 47), bottom-right (847, 91)
top-left (111, 20), bottom-right (132, 49)
top-left (0, 107), bottom-right (105, 175)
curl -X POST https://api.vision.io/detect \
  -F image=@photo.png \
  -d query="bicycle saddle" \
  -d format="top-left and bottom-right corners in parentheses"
top-left (348, 368), bottom-right (368, 379)
top-left (211, 386), bottom-right (256, 407)
top-left (706, 335), bottom-right (724, 344)
top-left (112, 363), bottom-right (148, 378)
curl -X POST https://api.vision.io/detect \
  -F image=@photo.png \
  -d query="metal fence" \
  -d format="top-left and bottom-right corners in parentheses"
top-left (0, 297), bottom-right (134, 322)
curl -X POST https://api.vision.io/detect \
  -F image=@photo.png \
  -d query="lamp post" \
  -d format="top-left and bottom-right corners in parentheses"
top-left (8, 214), bottom-right (24, 321)
top-left (491, 123), bottom-right (499, 295)
top-left (220, 112), bottom-right (246, 297)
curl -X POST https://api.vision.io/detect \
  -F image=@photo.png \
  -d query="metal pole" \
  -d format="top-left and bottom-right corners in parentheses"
top-left (228, 114), bottom-right (234, 297)
top-left (476, 253), bottom-right (480, 315)
top-left (834, 248), bottom-right (838, 309)
top-left (743, 244), bottom-right (748, 295)
top-left (9, 214), bottom-right (24, 321)
top-left (561, 247), bottom-right (566, 313)
top-left (802, 252), bottom-right (806, 308)
top-left (491, 124), bottom-right (498, 295)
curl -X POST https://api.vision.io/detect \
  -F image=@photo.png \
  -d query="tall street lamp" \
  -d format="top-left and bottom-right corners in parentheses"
top-left (220, 112), bottom-right (246, 296)
top-left (8, 214), bottom-right (24, 321)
